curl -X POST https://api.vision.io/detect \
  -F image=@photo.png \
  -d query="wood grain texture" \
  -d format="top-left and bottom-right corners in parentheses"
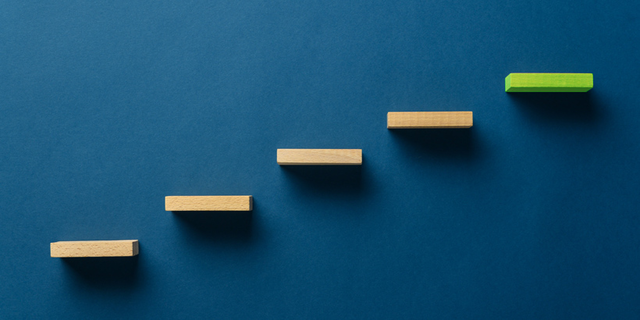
top-left (387, 112), bottom-right (473, 129)
top-left (277, 149), bottom-right (362, 165)
top-left (50, 240), bottom-right (139, 258)
top-left (505, 73), bottom-right (593, 92)
top-left (165, 196), bottom-right (253, 211)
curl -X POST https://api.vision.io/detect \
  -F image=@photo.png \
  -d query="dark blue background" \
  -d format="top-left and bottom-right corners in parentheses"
top-left (1, 0), bottom-right (639, 318)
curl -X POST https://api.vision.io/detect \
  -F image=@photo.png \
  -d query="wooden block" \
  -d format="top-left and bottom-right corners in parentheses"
top-left (165, 196), bottom-right (253, 211)
top-left (277, 149), bottom-right (362, 165)
top-left (387, 111), bottom-right (473, 129)
top-left (50, 240), bottom-right (139, 258)
top-left (505, 73), bottom-right (593, 92)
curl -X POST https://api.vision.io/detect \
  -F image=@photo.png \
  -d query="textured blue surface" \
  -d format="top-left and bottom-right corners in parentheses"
top-left (2, 0), bottom-right (640, 318)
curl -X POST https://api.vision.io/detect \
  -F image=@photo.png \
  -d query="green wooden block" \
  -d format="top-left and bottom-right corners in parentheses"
top-left (505, 73), bottom-right (593, 92)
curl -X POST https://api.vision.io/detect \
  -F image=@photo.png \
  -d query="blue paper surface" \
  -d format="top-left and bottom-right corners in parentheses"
top-left (1, 0), bottom-right (640, 318)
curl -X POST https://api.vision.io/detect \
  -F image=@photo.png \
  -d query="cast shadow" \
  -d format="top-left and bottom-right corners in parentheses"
top-left (61, 255), bottom-right (140, 288)
top-left (279, 164), bottom-right (364, 197)
top-left (507, 91), bottom-right (601, 124)
top-left (172, 210), bottom-right (253, 243)
top-left (389, 128), bottom-right (479, 162)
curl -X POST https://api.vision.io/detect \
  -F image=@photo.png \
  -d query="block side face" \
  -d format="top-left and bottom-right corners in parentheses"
top-left (132, 241), bottom-right (139, 256)
top-left (387, 112), bottom-right (472, 129)
top-left (506, 86), bottom-right (592, 92)
top-left (505, 74), bottom-right (512, 92)
top-left (507, 73), bottom-right (593, 92)
top-left (50, 240), bottom-right (138, 258)
top-left (277, 149), bottom-right (362, 165)
top-left (165, 196), bottom-right (252, 211)
top-left (50, 242), bottom-right (58, 257)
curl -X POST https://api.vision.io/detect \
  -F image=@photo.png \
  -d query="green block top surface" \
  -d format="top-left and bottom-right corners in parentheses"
top-left (505, 73), bottom-right (593, 92)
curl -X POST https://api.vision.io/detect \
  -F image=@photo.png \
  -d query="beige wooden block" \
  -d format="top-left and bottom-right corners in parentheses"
top-left (387, 111), bottom-right (473, 129)
top-left (50, 240), bottom-right (139, 258)
top-left (277, 149), bottom-right (362, 165)
top-left (165, 195), bottom-right (253, 211)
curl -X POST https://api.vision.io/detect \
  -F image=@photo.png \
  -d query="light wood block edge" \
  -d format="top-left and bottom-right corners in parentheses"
top-left (387, 111), bottom-right (473, 129)
top-left (50, 240), bottom-right (139, 258)
top-left (277, 149), bottom-right (362, 165)
top-left (165, 195), bottom-right (253, 211)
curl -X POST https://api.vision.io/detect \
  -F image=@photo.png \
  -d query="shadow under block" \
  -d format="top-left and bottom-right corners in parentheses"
top-left (50, 240), bottom-right (139, 258)
top-left (387, 112), bottom-right (473, 129)
top-left (165, 196), bottom-right (253, 211)
top-left (277, 149), bottom-right (362, 165)
top-left (505, 73), bottom-right (593, 92)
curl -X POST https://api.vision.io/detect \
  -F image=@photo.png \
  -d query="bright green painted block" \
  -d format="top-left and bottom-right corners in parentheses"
top-left (505, 73), bottom-right (593, 92)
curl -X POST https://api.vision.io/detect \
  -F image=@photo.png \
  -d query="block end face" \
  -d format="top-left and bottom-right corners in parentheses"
top-left (505, 74), bottom-right (512, 92)
top-left (50, 242), bottom-right (57, 258)
top-left (132, 240), bottom-right (139, 256)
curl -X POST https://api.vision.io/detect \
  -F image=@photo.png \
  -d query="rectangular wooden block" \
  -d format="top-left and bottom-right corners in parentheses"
top-left (165, 195), bottom-right (253, 211)
top-left (50, 240), bottom-right (139, 258)
top-left (387, 111), bottom-right (473, 129)
top-left (277, 149), bottom-right (362, 165)
top-left (505, 73), bottom-right (593, 92)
